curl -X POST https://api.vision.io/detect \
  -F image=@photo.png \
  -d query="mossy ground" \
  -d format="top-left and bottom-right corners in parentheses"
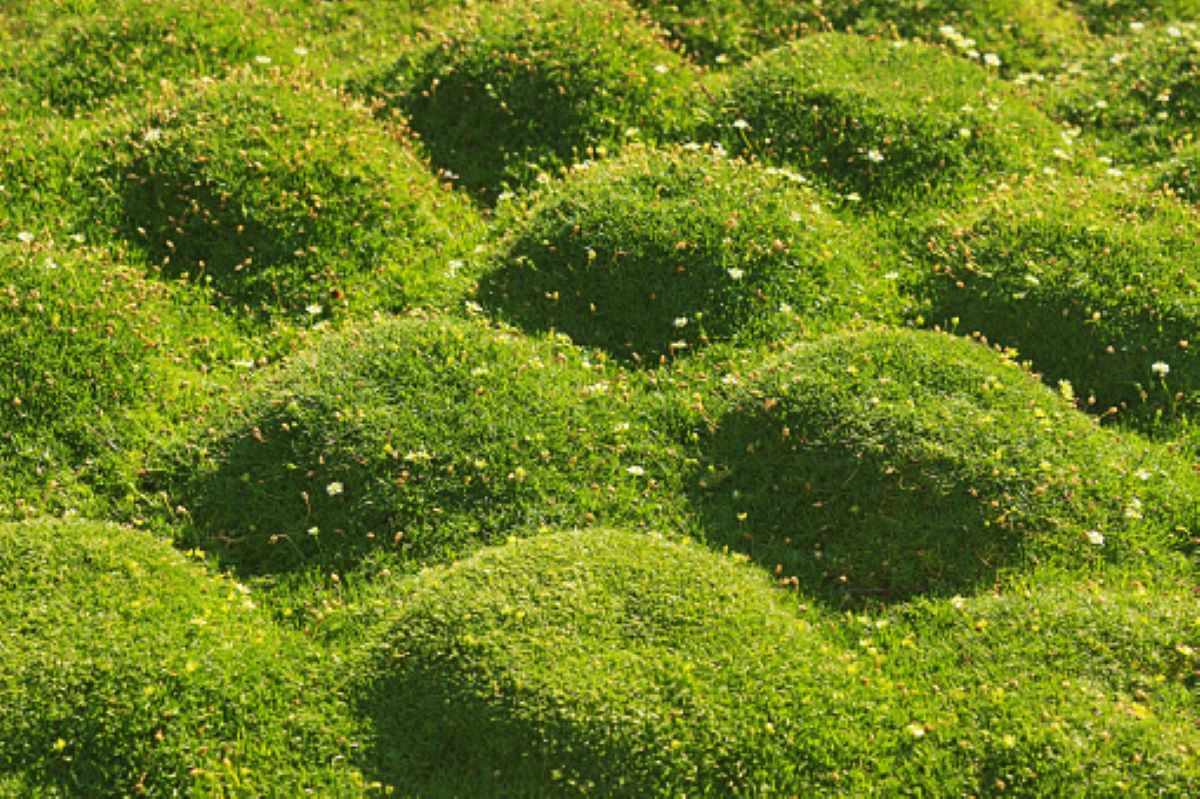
top-left (712, 33), bottom-right (1060, 207)
top-left (2, 0), bottom-right (1199, 795)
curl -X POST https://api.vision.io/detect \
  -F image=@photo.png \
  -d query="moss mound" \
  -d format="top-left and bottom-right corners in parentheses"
top-left (0, 241), bottom-right (247, 516)
top-left (911, 176), bottom-right (1200, 428)
top-left (693, 327), bottom-right (1198, 604)
top-left (715, 33), bottom-right (1059, 206)
top-left (1046, 23), bottom-right (1200, 160)
top-left (164, 316), bottom-right (685, 575)
top-left (356, 530), bottom-right (1200, 795)
top-left (872, 570), bottom-right (1200, 794)
top-left (105, 73), bottom-right (481, 319)
top-left (634, 0), bottom-right (1087, 72)
top-left (480, 145), bottom-right (895, 362)
top-left (0, 0), bottom-right (295, 114)
top-left (0, 518), bottom-right (362, 796)
top-left (355, 528), bottom-right (857, 795)
top-left (358, 0), bottom-right (699, 201)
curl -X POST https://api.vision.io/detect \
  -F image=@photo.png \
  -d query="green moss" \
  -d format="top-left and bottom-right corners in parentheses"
top-left (357, 0), bottom-right (701, 201)
top-left (0, 0), bottom-right (301, 114)
top-left (715, 33), bottom-right (1060, 206)
top-left (1045, 23), bottom-right (1200, 161)
top-left (354, 530), bottom-right (1200, 795)
top-left (910, 176), bottom-right (1200, 429)
top-left (826, 0), bottom-right (1090, 74)
top-left (162, 316), bottom-right (687, 576)
top-left (692, 327), bottom-right (1198, 604)
top-left (0, 242), bottom-right (250, 517)
top-left (480, 145), bottom-right (896, 362)
top-left (1072, 0), bottom-right (1199, 35)
top-left (0, 518), bottom-right (364, 796)
top-left (354, 528), bottom-right (861, 795)
top-left (99, 73), bottom-right (481, 319)
top-left (1160, 143), bottom-right (1200, 203)
top-left (634, 0), bottom-right (1088, 72)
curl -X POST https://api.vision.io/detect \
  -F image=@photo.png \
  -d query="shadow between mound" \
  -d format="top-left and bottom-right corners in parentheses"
top-left (117, 173), bottom-right (318, 316)
top-left (477, 246), bottom-right (741, 366)
top-left (352, 653), bottom-right (587, 796)
top-left (162, 403), bottom-right (528, 580)
top-left (688, 405), bottom-right (1026, 608)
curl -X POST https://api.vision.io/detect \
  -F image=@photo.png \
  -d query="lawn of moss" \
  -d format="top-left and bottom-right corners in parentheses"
top-left (2, 0), bottom-right (1199, 796)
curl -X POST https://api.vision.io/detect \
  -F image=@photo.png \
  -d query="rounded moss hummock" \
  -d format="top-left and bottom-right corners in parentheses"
top-left (358, 0), bottom-right (700, 202)
top-left (911, 175), bottom-right (1200, 429)
top-left (355, 528), bottom-right (1200, 795)
top-left (164, 316), bottom-right (686, 575)
top-left (104, 73), bottom-right (481, 319)
top-left (632, 0), bottom-right (1088, 73)
top-left (0, 241), bottom-right (247, 516)
top-left (480, 145), bottom-right (896, 363)
top-left (693, 327), bottom-right (1198, 604)
top-left (354, 528), bottom-right (860, 795)
top-left (1044, 22), bottom-right (1200, 162)
top-left (0, 518), bottom-right (362, 796)
top-left (715, 33), bottom-right (1059, 206)
top-left (0, 0), bottom-right (296, 114)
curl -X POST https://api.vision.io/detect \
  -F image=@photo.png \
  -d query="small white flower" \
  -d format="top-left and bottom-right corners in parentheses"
top-left (653, 63), bottom-right (669, 74)
top-left (1167, 26), bottom-right (1182, 38)
top-left (732, 118), bottom-right (751, 131)
top-left (983, 53), bottom-right (1002, 67)
top-left (625, 465), bottom-right (645, 476)
top-left (142, 127), bottom-right (163, 143)
top-left (673, 316), bottom-right (688, 328)
top-left (1129, 21), bottom-right (1145, 32)
top-left (844, 192), bottom-right (862, 202)
top-left (906, 722), bottom-right (926, 738)
top-left (1151, 361), bottom-right (1170, 377)
top-left (1124, 497), bottom-right (1143, 520)
top-left (306, 303), bottom-right (323, 316)
top-left (293, 46), bottom-right (309, 56)
top-left (866, 149), bottom-right (884, 163)
top-left (326, 481), bottom-right (344, 497)
top-left (1085, 529), bottom-right (1105, 546)
top-left (43, 257), bottom-right (57, 270)
top-left (1135, 468), bottom-right (1152, 481)
top-left (727, 267), bottom-right (744, 280)
top-left (949, 595), bottom-right (967, 610)
top-left (16, 231), bottom-right (33, 243)
top-left (254, 55), bottom-right (272, 64)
